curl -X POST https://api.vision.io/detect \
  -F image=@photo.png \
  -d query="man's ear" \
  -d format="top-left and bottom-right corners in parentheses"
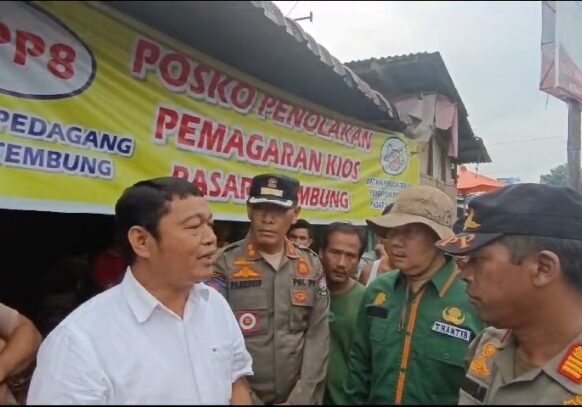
top-left (127, 226), bottom-right (155, 261)
top-left (532, 250), bottom-right (561, 288)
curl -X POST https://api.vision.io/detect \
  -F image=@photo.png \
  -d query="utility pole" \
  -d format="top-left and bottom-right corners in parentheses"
top-left (567, 100), bottom-right (581, 191)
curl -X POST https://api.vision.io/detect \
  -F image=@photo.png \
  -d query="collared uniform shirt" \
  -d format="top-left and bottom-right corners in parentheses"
top-left (27, 269), bottom-right (253, 405)
top-left (211, 236), bottom-right (330, 405)
top-left (344, 259), bottom-right (486, 405)
top-left (459, 328), bottom-right (582, 405)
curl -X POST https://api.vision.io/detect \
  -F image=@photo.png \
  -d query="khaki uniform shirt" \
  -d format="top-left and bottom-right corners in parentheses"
top-left (211, 236), bottom-right (330, 405)
top-left (459, 327), bottom-right (582, 405)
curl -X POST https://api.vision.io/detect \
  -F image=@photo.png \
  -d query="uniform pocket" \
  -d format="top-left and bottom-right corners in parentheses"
top-left (426, 343), bottom-right (466, 368)
top-left (289, 288), bottom-right (313, 331)
top-left (369, 317), bottom-right (389, 342)
top-left (424, 341), bottom-right (467, 404)
top-left (229, 287), bottom-right (268, 310)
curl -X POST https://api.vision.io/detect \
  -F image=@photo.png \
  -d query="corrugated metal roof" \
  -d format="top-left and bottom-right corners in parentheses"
top-left (105, 1), bottom-right (405, 132)
top-left (347, 52), bottom-right (468, 117)
top-left (251, 1), bottom-right (400, 121)
top-left (347, 52), bottom-right (491, 164)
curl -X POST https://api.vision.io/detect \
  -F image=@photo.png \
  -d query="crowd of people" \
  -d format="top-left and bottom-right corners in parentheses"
top-left (1, 172), bottom-right (582, 405)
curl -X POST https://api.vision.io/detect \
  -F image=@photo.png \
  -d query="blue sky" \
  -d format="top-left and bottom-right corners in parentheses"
top-left (274, 1), bottom-right (569, 182)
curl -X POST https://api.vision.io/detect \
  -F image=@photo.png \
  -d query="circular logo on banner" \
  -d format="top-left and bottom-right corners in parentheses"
top-left (0, 2), bottom-right (97, 99)
top-left (380, 137), bottom-right (409, 176)
top-left (238, 312), bottom-right (257, 331)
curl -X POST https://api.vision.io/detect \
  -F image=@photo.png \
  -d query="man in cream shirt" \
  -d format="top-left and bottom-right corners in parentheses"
top-left (28, 177), bottom-right (253, 405)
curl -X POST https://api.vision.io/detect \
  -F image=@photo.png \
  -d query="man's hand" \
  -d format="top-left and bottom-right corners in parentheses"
top-left (0, 314), bottom-right (41, 380)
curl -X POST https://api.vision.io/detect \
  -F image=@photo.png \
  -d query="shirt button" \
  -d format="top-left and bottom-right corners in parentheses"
top-left (406, 331), bottom-right (412, 337)
top-left (444, 353), bottom-right (450, 360)
top-left (400, 367), bottom-right (406, 373)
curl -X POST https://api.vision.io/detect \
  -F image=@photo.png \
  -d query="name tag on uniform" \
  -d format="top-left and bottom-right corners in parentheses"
top-left (432, 321), bottom-right (472, 342)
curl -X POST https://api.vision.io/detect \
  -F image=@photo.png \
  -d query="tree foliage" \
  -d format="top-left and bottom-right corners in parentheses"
top-left (540, 164), bottom-right (582, 188)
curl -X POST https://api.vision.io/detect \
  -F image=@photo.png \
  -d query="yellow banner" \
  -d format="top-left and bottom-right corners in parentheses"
top-left (0, 1), bottom-right (419, 224)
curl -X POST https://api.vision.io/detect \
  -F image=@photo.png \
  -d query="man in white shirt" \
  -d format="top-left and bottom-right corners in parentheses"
top-left (28, 177), bottom-right (253, 405)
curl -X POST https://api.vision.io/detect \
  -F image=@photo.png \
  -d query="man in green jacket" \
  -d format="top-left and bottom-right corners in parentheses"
top-left (344, 185), bottom-right (486, 405)
top-left (320, 222), bottom-right (367, 405)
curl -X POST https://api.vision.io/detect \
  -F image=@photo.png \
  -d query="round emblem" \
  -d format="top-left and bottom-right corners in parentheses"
top-left (238, 312), bottom-right (257, 330)
top-left (380, 137), bottom-right (409, 175)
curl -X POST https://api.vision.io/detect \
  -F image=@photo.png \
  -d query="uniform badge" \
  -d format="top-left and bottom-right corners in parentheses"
top-left (469, 342), bottom-right (498, 378)
top-left (232, 266), bottom-right (261, 280)
top-left (267, 177), bottom-right (278, 188)
top-left (442, 306), bottom-right (465, 325)
top-left (298, 258), bottom-right (310, 276)
top-left (235, 311), bottom-right (261, 336)
top-left (563, 395), bottom-right (582, 405)
top-left (205, 273), bottom-right (226, 296)
top-left (247, 244), bottom-right (257, 257)
top-left (464, 209), bottom-right (481, 231)
top-left (374, 292), bottom-right (387, 306)
top-left (291, 289), bottom-right (311, 306)
top-left (431, 321), bottom-right (473, 342)
top-left (366, 306), bottom-right (388, 318)
top-left (559, 344), bottom-right (582, 384)
top-left (317, 275), bottom-right (328, 296)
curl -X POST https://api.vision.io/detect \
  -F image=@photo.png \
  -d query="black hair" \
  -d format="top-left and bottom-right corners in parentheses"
top-left (115, 177), bottom-right (204, 265)
top-left (288, 219), bottom-right (312, 238)
top-left (321, 222), bottom-right (365, 258)
top-left (500, 235), bottom-right (582, 291)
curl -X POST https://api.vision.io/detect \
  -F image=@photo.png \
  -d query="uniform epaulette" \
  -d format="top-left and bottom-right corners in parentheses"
top-left (221, 240), bottom-right (243, 253)
top-left (294, 243), bottom-right (319, 258)
top-left (478, 327), bottom-right (508, 346)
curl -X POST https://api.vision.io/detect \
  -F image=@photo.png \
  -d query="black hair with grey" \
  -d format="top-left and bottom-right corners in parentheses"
top-left (321, 222), bottom-right (366, 258)
top-left (115, 177), bottom-right (204, 265)
top-left (499, 235), bottom-right (582, 291)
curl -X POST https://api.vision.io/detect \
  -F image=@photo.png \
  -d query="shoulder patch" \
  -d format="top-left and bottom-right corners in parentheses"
top-left (469, 341), bottom-right (499, 378)
top-left (559, 344), bottom-right (582, 384)
top-left (563, 395), bottom-right (582, 405)
top-left (221, 240), bottom-right (243, 253)
top-left (296, 244), bottom-right (320, 259)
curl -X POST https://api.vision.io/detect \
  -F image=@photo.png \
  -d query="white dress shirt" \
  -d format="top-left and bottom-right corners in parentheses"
top-left (28, 269), bottom-right (253, 405)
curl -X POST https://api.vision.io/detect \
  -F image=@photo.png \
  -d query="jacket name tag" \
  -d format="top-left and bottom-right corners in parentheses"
top-left (432, 321), bottom-right (472, 342)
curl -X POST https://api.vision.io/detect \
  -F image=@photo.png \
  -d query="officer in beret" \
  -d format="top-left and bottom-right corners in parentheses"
top-left (344, 185), bottom-right (485, 405)
top-left (436, 183), bottom-right (582, 405)
top-left (210, 174), bottom-right (330, 405)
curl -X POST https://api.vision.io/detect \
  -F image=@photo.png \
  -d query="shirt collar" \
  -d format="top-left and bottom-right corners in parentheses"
top-left (121, 267), bottom-right (210, 324)
top-left (241, 234), bottom-right (300, 261)
top-left (541, 330), bottom-right (582, 393)
top-left (390, 257), bottom-right (459, 298)
top-left (430, 258), bottom-right (460, 298)
top-left (493, 329), bottom-right (582, 392)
